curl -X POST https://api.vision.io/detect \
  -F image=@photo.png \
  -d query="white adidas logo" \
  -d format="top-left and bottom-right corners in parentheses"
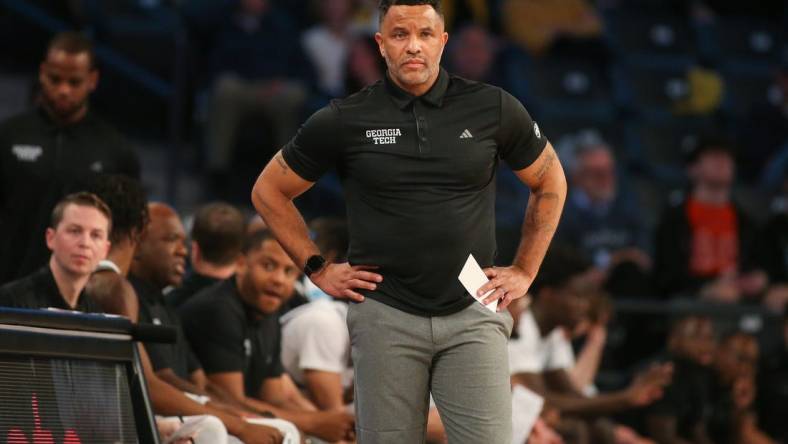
top-left (459, 129), bottom-right (473, 139)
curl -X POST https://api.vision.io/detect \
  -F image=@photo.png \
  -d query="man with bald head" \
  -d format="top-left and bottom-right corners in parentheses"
top-left (129, 203), bottom-right (201, 390)
top-left (0, 31), bottom-right (140, 284)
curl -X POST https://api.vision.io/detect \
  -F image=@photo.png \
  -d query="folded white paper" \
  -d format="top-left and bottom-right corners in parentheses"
top-left (511, 385), bottom-right (545, 444)
top-left (458, 254), bottom-right (497, 313)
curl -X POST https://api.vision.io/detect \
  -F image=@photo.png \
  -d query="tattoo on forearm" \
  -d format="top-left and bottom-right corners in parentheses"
top-left (275, 153), bottom-right (289, 174)
top-left (535, 151), bottom-right (556, 181)
top-left (525, 192), bottom-right (559, 232)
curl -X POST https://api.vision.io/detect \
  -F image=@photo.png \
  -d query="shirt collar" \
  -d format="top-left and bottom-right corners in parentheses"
top-left (36, 266), bottom-right (89, 310)
top-left (384, 67), bottom-right (450, 110)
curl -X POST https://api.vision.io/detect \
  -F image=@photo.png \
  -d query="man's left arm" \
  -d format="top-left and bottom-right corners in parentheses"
top-left (480, 143), bottom-right (566, 310)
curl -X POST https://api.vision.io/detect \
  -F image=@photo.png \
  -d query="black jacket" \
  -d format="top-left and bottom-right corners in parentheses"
top-left (0, 107), bottom-right (140, 283)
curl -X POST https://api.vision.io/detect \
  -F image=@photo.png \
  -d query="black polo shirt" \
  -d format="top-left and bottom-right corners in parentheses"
top-left (0, 266), bottom-right (101, 312)
top-left (0, 107), bottom-right (140, 284)
top-left (179, 278), bottom-right (284, 397)
top-left (283, 68), bottom-right (547, 316)
top-left (165, 272), bottom-right (219, 308)
top-left (129, 275), bottom-right (201, 380)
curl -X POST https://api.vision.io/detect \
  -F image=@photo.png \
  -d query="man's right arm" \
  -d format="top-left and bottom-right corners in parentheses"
top-left (251, 150), bottom-right (321, 273)
top-left (251, 151), bottom-right (381, 301)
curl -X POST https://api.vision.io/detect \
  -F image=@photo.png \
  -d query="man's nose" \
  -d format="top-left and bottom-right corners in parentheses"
top-left (406, 35), bottom-right (421, 54)
top-left (56, 82), bottom-right (71, 96)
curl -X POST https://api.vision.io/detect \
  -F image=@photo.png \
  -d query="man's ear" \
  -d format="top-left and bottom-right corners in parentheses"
top-left (375, 32), bottom-right (386, 58)
top-left (45, 227), bottom-right (56, 251)
top-left (191, 241), bottom-right (201, 263)
top-left (87, 69), bottom-right (99, 93)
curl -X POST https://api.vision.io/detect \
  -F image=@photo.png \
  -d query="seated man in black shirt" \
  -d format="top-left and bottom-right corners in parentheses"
top-left (129, 202), bottom-right (200, 391)
top-left (167, 201), bottom-right (245, 308)
top-left (0, 192), bottom-right (110, 310)
top-left (180, 229), bottom-right (356, 442)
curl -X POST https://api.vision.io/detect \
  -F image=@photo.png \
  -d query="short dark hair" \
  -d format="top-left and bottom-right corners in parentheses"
top-left (684, 134), bottom-right (735, 165)
top-left (50, 192), bottom-right (112, 233)
top-left (192, 202), bottom-right (245, 265)
top-left (529, 244), bottom-right (592, 296)
top-left (87, 175), bottom-right (148, 244)
top-left (379, 0), bottom-right (442, 23)
top-left (46, 31), bottom-right (96, 70)
top-left (242, 228), bottom-right (276, 255)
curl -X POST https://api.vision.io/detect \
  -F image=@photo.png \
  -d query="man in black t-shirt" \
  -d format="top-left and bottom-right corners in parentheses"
top-left (180, 229), bottom-right (355, 442)
top-left (0, 192), bottom-right (111, 311)
top-left (0, 32), bottom-right (140, 284)
top-left (129, 203), bottom-right (204, 390)
top-left (251, 2), bottom-right (567, 442)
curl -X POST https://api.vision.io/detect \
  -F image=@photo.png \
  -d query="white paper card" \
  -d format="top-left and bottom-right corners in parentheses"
top-left (458, 254), bottom-right (497, 312)
top-left (511, 385), bottom-right (545, 444)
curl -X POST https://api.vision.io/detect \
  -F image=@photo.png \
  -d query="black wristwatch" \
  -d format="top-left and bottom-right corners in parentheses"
top-left (304, 254), bottom-right (327, 277)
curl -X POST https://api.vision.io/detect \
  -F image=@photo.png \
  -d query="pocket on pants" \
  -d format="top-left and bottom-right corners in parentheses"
top-left (470, 301), bottom-right (514, 338)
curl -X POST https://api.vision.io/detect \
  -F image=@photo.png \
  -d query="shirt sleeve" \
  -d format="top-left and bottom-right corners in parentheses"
top-left (296, 311), bottom-right (349, 374)
top-left (508, 336), bottom-right (544, 374)
top-left (181, 303), bottom-right (246, 375)
top-left (280, 104), bottom-right (342, 182)
top-left (546, 332), bottom-right (575, 371)
top-left (496, 90), bottom-right (547, 171)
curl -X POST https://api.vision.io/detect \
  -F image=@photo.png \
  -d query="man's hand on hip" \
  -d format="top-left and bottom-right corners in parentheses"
top-left (311, 262), bottom-right (382, 302)
top-left (478, 265), bottom-right (533, 311)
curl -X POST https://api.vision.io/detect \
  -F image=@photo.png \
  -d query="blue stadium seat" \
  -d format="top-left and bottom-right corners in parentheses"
top-left (711, 18), bottom-right (785, 76)
top-left (521, 56), bottom-right (616, 121)
top-left (620, 63), bottom-right (694, 121)
top-left (605, 11), bottom-right (696, 70)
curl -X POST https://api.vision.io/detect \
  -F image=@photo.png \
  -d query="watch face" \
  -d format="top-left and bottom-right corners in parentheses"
top-left (306, 255), bottom-right (325, 275)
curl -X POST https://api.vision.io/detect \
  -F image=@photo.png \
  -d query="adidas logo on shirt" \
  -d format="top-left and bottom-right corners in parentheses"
top-left (459, 129), bottom-right (473, 139)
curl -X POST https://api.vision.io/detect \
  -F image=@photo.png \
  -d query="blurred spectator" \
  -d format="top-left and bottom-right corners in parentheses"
top-left (556, 131), bottom-right (651, 296)
top-left (738, 64), bottom-right (788, 186)
top-left (167, 201), bottom-right (246, 308)
top-left (180, 229), bottom-right (356, 442)
top-left (654, 137), bottom-right (767, 302)
top-left (757, 306), bottom-right (788, 443)
top-left (645, 316), bottom-right (717, 444)
top-left (709, 332), bottom-right (774, 444)
top-left (0, 31), bottom-right (140, 284)
top-left (501, 0), bottom-right (605, 58)
top-left (445, 23), bottom-right (505, 86)
top-left (302, 0), bottom-right (356, 97)
top-left (343, 34), bottom-right (385, 95)
top-left (203, 0), bottom-right (312, 174)
top-left (509, 245), bottom-right (672, 444)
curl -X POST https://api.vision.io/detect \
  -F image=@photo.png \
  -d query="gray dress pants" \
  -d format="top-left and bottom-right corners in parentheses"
top-left (347, 298), bottom-right (514, 444)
